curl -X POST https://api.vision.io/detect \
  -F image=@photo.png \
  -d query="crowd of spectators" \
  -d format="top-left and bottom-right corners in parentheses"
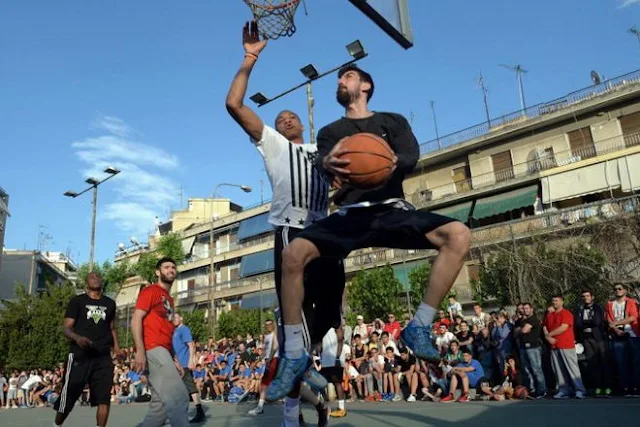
top-left (2, 284), bottom-right (638, 410)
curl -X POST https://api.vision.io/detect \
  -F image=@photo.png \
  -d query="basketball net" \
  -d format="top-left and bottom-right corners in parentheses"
top-left (243, 0), bottom-right (301, 39)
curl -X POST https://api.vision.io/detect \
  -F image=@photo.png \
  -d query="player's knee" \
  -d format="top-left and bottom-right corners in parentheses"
top-left (282, 240), bottom-right (317, 273)
top-left (443, 222), bottom-right (471, 255)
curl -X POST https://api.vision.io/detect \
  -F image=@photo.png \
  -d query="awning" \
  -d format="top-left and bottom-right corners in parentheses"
top-left (432, 201), bottom-right (473, 223)
top-left (392, 260), bottom-right (424, 291)
top-left (237, 213), bottom-right (273, 241)
top-left (241, 290), bottom-right (279, 310)
top-left (472, 185), bottom-right (539, 220)
top-left (541, 161), bottom-right (621, 204)
top-left (618, 154), bottom-right (640, 193)
top-left (181, 236), bottom-right (196, 257)
top-left (240, 249), bottom-right (275, 277)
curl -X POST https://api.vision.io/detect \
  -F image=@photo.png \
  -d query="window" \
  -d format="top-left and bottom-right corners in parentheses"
top-left (230, 268), bottom-right (240, 281)
top-left (491, 151), bottom-right (514, 182)
top-left (187, 279), bottom-right (195, 290)
top-left (620, 111), bottom-right (640, 147)
top-left (567, 127), bottom-right (596, 159)
top-left (467, 264), bottom-right (480, 282)
top-left (452, 165), bottom-right (472, 193)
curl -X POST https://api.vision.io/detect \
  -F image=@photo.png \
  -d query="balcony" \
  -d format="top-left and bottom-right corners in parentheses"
top-left (174, 272), bottom-right (276, 305)
top-left (410, 130), bottom-right (640, 209)
top-left (181, 233), bottom-right (275, 271)
top-left (419, 69), bottom-right (640, 156)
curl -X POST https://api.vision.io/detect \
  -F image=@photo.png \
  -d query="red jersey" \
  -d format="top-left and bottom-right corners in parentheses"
top-left (543, 308), bottom-right (575, 350)
top-left (384, 321), bottom-right (402, 341)
top-left (136, 284), bottom-right (175, 351)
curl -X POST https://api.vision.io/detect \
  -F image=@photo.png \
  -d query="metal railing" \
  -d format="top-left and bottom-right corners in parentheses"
top-left (185, 233), bottom-right (274, 263)
top-left (419, 69), bottom-right (640, 155)
top-left (175, 272), bottom-right (275, 301)
top-left (410, 130), bottom-right (640, 208)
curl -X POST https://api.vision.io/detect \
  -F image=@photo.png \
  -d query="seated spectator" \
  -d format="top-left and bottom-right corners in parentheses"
top-left (396, 348), bottom-right (419, 402)
top-left (441, 350), bottom-right (487, 403)
top-left (382, 347), bottom-right (402, 402)
top-left (367, 331), bottom-right (380, 351)
top-left (492, 312), bottom-right (514, 381)
top-left (117, 382), bottom-right (134, 404)
top-left (473, 327), bottom-right (496, 381)
top-left (451, 316), bottom-right (464, 335)
top-left (345, 360), bottom-right (364, 401)
top-left (421, 363), bottom-right (449, 402)
top-left (212, 360), bottom-right (231, 401)
top-left (434, 309), bottom-right (452, 330)
top-left (380, 332), bottom-right (399, 356)
top-left (363, 348), bottom-right (384, 401)
top-left (353, 315), bottom-right (369, 343)
top-left (444, 340), bottom-right (464, 367)
top-left (351, 334), bottom-right (369, 374)
top-left (477, 355), bottom-right (525, 401)
top-left (384, 314), bottom-right (402, 342)
top-left (471, 303), bottom-right (492, 330)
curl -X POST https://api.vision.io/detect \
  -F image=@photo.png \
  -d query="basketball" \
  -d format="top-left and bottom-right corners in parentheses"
top-left (513, 385), bottom-right (529, 400)
top-left (338, 133), bottom-right (395, 189)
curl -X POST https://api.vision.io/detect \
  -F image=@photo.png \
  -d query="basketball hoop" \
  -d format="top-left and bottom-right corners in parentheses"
top-left (243, 0), bottom-right (302, 40)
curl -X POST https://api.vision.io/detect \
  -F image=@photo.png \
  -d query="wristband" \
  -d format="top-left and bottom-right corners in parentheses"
top-left (245, 53), bottom-right (258, 61)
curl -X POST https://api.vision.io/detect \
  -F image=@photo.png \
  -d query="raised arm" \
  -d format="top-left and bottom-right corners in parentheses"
top-left (225, 21), bottom-right (267, 141)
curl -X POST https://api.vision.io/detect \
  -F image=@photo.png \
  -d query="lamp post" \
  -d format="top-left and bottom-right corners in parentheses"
top-left (208, 183), bottom-right (252, 335)
top-left (630, 26), bottom-right (640, 49)
top-left (64, 166), bottom-right (121, 272)
top-left (249, 40), bottom-right (368, 144)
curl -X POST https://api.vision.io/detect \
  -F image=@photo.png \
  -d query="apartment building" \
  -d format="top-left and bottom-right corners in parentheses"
top-left (113, 68), bottom-right (640, 319)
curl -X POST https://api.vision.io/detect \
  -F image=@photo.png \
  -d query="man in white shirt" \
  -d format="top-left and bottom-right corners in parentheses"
top-left (226, 21), bottom-right (343, 427)
top-left (434, 324), bottom-right (456, 355)
top-left (471, 303), bottom-right (492, 330)
top-left (447, 295), bottom-right (463, 321)
top-left (352, 315), bottom-right (369, 343)
top-left (21, 371), bottom-right (42, 407)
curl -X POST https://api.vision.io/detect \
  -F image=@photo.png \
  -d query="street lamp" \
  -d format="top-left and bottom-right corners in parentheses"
top-left (630, 26), bottom-right (640, 49)
top-left (63, 166), bottom-right (121, 272)
top-left (208, 183), bottom-right (253, 335)
top-left (249, 40), bottom-right (368, 144)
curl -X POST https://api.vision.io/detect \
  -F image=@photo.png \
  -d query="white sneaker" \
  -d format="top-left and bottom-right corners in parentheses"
top-left (248, 406), bottom-right (264, 415)
top-left (553, 392), bottom-right (570, 399)
top-left (407, 395), bottom-right (416, 402)
top-left (575, 391), bottom-right (586, 399)
top-left (392, 394), bottom-right (402, 402)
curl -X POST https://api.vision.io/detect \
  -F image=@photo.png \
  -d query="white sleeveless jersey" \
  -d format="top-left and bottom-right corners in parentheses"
top-left (253, 126), bottom-right (330, 229)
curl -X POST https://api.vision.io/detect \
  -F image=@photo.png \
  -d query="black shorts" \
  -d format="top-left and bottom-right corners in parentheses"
top-left (182, 370), bottom-right (198, 395)
top-left (275, 226), bottom-right (345, 347)
top-left (296, 204), bottom-right (457, 258)
top-left (320, 367), bottom-right (344, 384)
top-left (54, 353), bottom-right (113, 415)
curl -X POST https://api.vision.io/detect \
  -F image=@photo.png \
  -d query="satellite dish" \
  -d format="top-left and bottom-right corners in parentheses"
top-left (591, 70), bottom-right (602, 86)
top-left (118, 243), bottom-right (126, 251)
top-left (130, 236), bottom-right (139, 245)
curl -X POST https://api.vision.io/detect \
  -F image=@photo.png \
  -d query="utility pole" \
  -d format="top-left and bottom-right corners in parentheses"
top-left (89, 185), bottom-right (97, 270)
top-left (476, 72), bottom-right (491, 126)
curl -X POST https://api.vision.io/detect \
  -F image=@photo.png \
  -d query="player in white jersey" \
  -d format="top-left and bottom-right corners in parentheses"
top-left (226, 21), bottom-right (344, 427)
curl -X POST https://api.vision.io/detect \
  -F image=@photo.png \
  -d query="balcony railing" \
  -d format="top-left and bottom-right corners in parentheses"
top-left (410, 130), bottom-right (640, 208)
top-left (185, 233), bottom-right (274, 264)
top-left (175, 272), bottom-right (275, 301)
top-left (419, 69), bottom-right (640, 156)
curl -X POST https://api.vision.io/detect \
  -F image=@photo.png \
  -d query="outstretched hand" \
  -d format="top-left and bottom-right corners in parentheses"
top-left (243, 21), bottom-right (267, 56)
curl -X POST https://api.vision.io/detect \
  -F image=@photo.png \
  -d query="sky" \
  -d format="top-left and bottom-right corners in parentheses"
top-left (1, 0), bottom-right (639, 266)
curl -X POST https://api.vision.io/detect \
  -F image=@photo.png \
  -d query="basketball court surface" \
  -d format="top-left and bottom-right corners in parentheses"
top-left (1, 399), bottom-right (638, 427)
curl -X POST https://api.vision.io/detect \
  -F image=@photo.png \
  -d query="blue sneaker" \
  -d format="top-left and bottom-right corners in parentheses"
top-left (266, 353), bottom-right (312, 401)
top-left (302, 366), bottom-right (328, 392)
top-left (400, 322), bottom-right (440, 362)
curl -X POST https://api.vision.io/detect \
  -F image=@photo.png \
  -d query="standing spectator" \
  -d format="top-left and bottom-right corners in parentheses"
top-left (53, 271), bottom-right (118, 427)
top-left (473, 327), bottom-right (496, 381)
top-left (353, 315), bottom-right (368, 342)
top-left (455, 321), bottom-right (474, 354)
top-left (543, 296), bottom-right (586, 399)
top-left (519, 303), bottom-right (547, 398)
top-left (434, 310), bottom-right (452, 330)
top-left (471, 303), bottom-right (492, 330)
top-left (6, 371), bottom-right (19, 409)
top-left (384, 314), bottom-right (401, 342)
top-left (491, 313), bottom-right (513, 382)
top-left (447, 295), bottom-right (463, 321)
top-left (172, 313), bottom-right (206, 423)
top-left (605, 283), bottom-right (640, 395)
top-left (320, 327), bottom-right (350, 418)
top-left (434, 324), bottom-right (456, 355)
top-left (131, 257), bottom-right (189, 426)
top-left (574, 289), bottom-right (611, 396)
top-left (0, 371), bottom-right (6, 409)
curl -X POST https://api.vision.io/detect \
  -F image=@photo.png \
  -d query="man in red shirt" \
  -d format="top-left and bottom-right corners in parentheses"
top-left (543, 295), bottom-right (586, 399)
top-left (383, 314), bottom-right (401, 342)
top-left (132, 257), bottom-right (189, 427)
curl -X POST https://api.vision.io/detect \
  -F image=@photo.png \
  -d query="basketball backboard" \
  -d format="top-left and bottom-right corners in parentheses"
top-left (348, 0), bottom-right (413, 49)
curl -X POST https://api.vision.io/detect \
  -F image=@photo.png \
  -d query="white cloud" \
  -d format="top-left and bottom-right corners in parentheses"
top-left (72, 114), bottom-right (180, 236)
top-left (619, 0), bottom-right (640, 7)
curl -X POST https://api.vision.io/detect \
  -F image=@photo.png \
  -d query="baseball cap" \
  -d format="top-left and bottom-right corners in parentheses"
top-left (356, 315), bottom-right (364, 320)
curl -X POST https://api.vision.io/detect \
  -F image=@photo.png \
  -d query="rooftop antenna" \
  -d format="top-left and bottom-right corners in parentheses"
top-left (500, 63), bottom-right (528, 112)
top-left (430, 101), bottom-right (441, 149)
top-left (591, 70), bottom-right (602, 86)
top-left (476, 72), bottom-right (491, 127)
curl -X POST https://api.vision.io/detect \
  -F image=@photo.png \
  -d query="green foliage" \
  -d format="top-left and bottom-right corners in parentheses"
top-left (407, 263), bottom-right (455, 313)
top-left (134, 233), bottom-right (185, 283)
top-left (216, 309), bottom-right (275, 339)
top-left (180, 309), bottom-right (208, 344)
top-left (76, 260), bottom-right (131, 293)
top-left (476, 241), bottom-right (608, 309)
top-left (0, 282), bottom-right (77, 370)
top-left (347, 265), bottom-right (403, 321)
top-left (116, 324), bottom-right (134, 349)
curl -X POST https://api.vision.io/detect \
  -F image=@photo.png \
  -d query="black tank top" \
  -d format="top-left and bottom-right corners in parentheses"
top-left (355, 345), bottom-right (365, 358)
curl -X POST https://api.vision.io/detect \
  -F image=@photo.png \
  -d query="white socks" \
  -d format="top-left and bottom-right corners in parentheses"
top-left (257, 398), bottom-right (265, 409)
top-left (284, 324), bottom-right (305, 358)
top-left (414, 303), bottom-right (436, 327)
top-left (338, 399), bottom-right (345, 410)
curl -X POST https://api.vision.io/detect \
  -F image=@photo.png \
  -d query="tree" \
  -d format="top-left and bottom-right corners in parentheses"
top-left (180, 309), bottom-right (208, 344)
top-left (134, 233), bottom-right (185, 283)
top-left (216, 309), bottom-right (274, 339)
top-left (76, 260), bottom-right (131, 293)
top-left (347, 265), bottom-right (403, 321)
top-left (0, 282), bottom-right (76, 370)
